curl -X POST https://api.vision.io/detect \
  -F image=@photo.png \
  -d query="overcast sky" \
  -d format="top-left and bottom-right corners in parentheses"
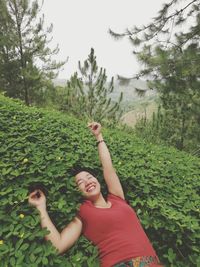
top-left (42, 0), bottom-right (167, 79)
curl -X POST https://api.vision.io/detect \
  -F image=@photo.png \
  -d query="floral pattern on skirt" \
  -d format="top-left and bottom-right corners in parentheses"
top-left (113, 256), bottom-right (163, 267)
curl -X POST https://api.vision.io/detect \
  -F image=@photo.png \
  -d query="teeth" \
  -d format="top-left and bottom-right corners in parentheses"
top-left (87, 185), bottom-right (95, 192)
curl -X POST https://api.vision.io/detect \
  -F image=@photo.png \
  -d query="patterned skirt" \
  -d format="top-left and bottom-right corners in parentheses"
top-left (113, 256), bottom-right (164, 267)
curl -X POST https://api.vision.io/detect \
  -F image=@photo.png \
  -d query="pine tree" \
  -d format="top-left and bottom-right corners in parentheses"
top-left (61, 48), bottom-right (123, 123)
top-left (109, 0), bottom-right (200, 55)
top-left (109, 0), bottom-right (200, 154)
top-left (0, 0), bottom-right (65, 105)
top-left (109, 0), bottom-right (200, 81)
top-left (135, 44), bottom-right (200, 152)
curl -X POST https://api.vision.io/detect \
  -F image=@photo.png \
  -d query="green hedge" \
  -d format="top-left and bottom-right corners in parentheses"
top-left (0, 94), bottom-right (199, 267)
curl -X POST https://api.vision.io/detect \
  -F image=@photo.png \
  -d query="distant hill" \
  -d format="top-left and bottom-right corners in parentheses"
top-left (120, 100), bottom-right (158, 127)
top-left (53, 78), bottom-right (159, 127)
top-left (111, 78), bottom-right (157, 102)
top-left (53, 78), bottom-right (158, 104)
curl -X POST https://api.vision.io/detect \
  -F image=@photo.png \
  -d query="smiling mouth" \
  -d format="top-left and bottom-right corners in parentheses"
top-left (86, 185), bottom-right (96, 193)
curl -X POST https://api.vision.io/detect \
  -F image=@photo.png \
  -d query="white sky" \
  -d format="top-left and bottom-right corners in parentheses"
top-left (42, 0), bottom-right (167, 79)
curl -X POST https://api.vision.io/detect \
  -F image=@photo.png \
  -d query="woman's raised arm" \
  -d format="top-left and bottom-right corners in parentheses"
top-left (88, 122), bottom-right (125, 200)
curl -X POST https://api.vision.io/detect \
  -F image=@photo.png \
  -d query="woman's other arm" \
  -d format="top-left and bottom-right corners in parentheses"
top-left (28, 190), bottom-right (82, 254)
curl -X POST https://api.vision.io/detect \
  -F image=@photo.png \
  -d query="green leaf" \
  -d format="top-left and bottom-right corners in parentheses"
top-left (20, 243), bottom-right (29, 251)
top-left (42, 257), bottom-right (48, 265)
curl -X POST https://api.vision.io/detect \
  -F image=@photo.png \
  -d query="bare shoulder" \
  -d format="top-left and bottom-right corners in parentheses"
top-left (109, 191), bottom-right (126, 200)
top-left (74, 216), bottom-right (83, 225)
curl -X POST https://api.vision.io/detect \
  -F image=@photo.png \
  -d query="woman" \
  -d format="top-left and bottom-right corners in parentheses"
top-left (28, 122), bottom-right (164, 267)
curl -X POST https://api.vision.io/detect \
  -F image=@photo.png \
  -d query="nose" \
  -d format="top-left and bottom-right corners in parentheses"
top-left (85, 179), bottom-right (92, 186)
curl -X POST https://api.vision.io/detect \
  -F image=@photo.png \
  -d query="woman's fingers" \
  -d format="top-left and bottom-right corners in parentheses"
top-left (93, 124), bottom-right (99, 130)
top-left (29, 190), bottom-right (44, 201)
top-left (29, 190), bottom-right (38, 198)
top-left (36, 189), bottom-right (44, 196)
top-left (87, 122), bottom-right (94, 128)
top-left (87, 122), bottom-right (100, 130)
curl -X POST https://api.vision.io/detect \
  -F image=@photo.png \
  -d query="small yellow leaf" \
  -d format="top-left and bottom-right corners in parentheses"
top-left (20, 233), bottom-right (24, 238)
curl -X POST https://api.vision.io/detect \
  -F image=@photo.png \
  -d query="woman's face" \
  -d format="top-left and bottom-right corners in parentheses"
top-left (75, 171), bottom-right (101, 199)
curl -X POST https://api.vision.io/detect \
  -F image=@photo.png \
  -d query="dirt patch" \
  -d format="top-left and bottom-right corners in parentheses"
top-left (120, 102), bottom-right (158, 127)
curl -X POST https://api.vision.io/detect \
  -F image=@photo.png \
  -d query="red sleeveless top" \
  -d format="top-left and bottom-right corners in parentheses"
top-left (78, 194), bottom-right (157, 267)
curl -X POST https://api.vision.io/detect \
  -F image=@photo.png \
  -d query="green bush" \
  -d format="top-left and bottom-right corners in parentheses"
top-left (0, 94), bottom-right (199, 267)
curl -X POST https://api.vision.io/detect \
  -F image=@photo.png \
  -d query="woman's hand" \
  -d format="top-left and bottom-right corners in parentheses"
top-left (28, 189), bottom-right (46, 211)
top-left (87, 122), bottom-right (102, 138)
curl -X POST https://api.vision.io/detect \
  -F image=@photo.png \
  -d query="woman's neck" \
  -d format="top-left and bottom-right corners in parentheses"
top-left (91, 193), bottom-right (109, 207)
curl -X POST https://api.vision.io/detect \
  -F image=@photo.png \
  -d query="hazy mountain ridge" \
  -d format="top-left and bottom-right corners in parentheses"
top-left (53, 78), bottom-right (159, 127)
top-left (53, 78), bottom-right (158, 103)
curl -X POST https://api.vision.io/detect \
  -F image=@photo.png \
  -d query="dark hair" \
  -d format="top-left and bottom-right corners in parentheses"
top-left (70, 165), bottom-right (97, 178)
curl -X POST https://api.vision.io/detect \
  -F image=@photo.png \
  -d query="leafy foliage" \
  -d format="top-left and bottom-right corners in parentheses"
top-left (0, 94), bottom-right (200, 266)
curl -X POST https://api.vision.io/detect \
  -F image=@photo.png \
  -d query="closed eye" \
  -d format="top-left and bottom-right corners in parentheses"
top-left (77, 180), bottom-right (83, 186)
